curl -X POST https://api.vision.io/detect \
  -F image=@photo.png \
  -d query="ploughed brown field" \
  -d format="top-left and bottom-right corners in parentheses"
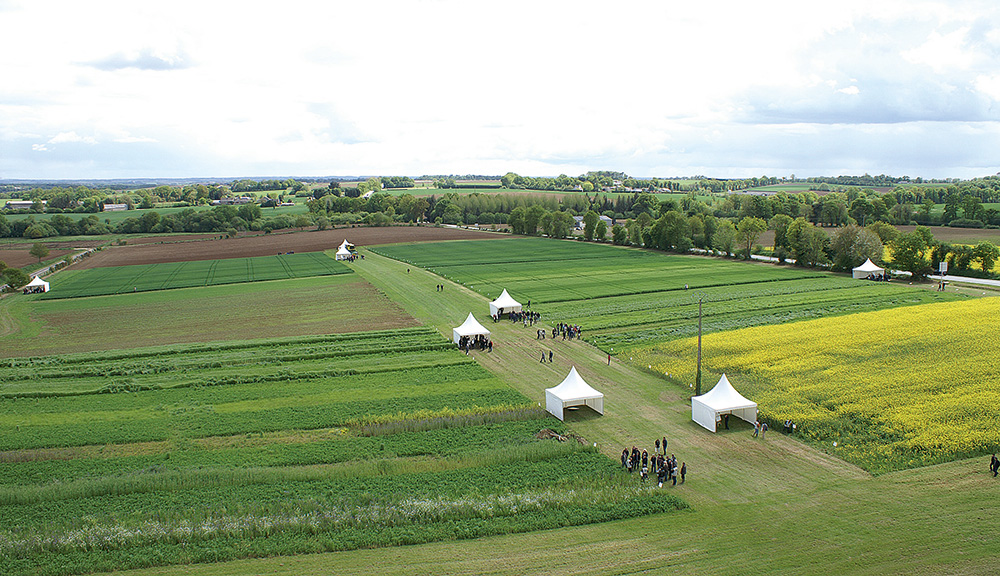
top-left (0, 239), bottom-right (105, 268)
top-left (76, 226), bottom-right (502, 268)
top-left (0, 249), bottom-right (75, 269)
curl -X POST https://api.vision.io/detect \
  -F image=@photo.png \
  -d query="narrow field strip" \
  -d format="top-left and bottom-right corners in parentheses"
top-left (38, 252), bottom-right (351, 299)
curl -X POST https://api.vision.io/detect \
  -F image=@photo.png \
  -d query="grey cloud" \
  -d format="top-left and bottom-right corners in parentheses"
top-left (737, 79), bottom-right (997, 125)
top-left (735, 16), bottom-right (1000, 126)
top-left (86, 48), bottom-right (193, 71)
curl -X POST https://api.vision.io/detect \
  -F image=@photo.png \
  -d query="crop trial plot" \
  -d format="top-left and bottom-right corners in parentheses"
top-left (0, 326), bottom-right (684, 576)
top-left (37, 252), bottom-right (350, 299)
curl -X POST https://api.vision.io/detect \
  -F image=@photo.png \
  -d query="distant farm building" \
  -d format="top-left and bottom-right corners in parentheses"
top-left (103, 203), bottom-right (128, 212)
top-left (212, 196), bottom-right (254, 205)
top-left (4, 200), bottom-right (44, 210)
top-left (573, 215), bottom-right (613, 230)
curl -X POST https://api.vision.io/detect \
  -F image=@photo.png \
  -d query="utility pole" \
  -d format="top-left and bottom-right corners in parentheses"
top-left (696, 295), bottom-right (702, 396)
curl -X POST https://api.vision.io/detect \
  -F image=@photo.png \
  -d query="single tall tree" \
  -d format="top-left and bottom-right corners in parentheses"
top-left (736, 217), bottom-right (767, 260)
top-left (29, 242), bottom-right (50, 263)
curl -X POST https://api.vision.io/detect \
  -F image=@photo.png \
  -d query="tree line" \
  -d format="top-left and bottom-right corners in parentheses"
top-left (0, 204), bottom-right (313, 239)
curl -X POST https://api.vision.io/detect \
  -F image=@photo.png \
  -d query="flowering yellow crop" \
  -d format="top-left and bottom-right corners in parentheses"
top-left (633, 297), bottom-right (1000, 473)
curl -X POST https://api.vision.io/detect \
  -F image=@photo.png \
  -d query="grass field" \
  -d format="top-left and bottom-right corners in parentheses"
top-left (38, 252), bottom-right (349, 299)
top-left (0, 275), bottom-right (417, 357)
top-left (372, 238), bottom-right (962, 350)
top-left (0, 327), bottom-right (683, 576)
top-left (371, 238), bottom-right (824, 303)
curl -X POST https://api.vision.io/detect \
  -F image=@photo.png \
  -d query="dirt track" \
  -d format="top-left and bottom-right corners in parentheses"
top-left (75, 226), bottom-right (503, 268)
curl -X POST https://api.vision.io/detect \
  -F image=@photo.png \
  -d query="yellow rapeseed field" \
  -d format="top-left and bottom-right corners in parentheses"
top-left (633, 297), bottom-right (1000, 473)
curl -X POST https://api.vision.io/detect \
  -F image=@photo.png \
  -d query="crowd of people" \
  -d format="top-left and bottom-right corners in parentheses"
top-left (621, 438), bottom-right (686, 487)
top-left (457, 334), bottom-right (492, 354)
top-left (494, 308), bottom-right (541, 326)
top-left (554, 323), bottom-right (582, 340)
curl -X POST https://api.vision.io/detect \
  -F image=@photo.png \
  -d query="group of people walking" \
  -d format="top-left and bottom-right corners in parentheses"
top-left (621, 439), bottom-right (686, 487)
top-left (753, 420), bottom-right (768, 438)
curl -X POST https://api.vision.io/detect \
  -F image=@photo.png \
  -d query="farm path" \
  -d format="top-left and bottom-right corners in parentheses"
top-left (349, 249), bottom-right (868, 507)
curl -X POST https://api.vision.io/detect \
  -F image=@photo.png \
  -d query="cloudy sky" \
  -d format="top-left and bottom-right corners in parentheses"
top-left (1, 0), bottom-right (999, 180)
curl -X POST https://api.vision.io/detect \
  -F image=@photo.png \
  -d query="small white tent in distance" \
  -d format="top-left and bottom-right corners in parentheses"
top-left (489, 289), bottom-right (522, 317)
top-left (335, 239), bottom-right (355, 260)
top-left (452, 313), bottom-right (491, 344)
top-left (852, 258), bottom-right (885, 279)
top-left (23, 276), bottom-right (49, 294)
top-left (335, 246), bottom-right (352, 260)
top-left (545, 366), bottom-right (604, 421)
top-left (691, 374), bottom-right (757, 432)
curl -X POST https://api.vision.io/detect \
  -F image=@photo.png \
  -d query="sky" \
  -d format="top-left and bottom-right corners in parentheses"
top-left (1, 0), bottom-right (999, 181)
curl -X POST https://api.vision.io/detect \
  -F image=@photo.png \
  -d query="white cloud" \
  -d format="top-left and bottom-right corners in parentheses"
top-left (0, 0), bottom-right (998, 179)
top-left (48, 132), bottom-right (98, 145)
top-left (974, 74), bottom-right (1000, 101)
top-left (31, 143), bottom-right (48, 152)
top-left (902, 28), bottom-right (975, 73)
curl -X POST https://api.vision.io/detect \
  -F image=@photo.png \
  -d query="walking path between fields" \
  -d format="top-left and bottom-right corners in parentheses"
top-left (335, 248), bottom-right (1000, 576)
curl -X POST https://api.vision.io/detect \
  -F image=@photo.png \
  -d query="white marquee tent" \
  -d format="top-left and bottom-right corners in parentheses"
top-left (545, 366), bottom-right (604, 421)
top-left (852, 258), bottom-right (885, 279)
top-left (23, 276), bottom-right (49, 293)
top-left (452, 313), bottom-right (491, 344)
top-left (339, 239), bottom-right (354, 250)
top-left (489, 289), bottom-right (522, 317)
top-left (691, 374), bottom-right (757, 432)
top-left (335, 246), bottom-right (353, 260)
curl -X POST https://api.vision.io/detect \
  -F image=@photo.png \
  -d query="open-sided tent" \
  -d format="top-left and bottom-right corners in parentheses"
top-left (691, 374), bottom-right (757, 432)
top-left (853, 258), bottom-right (885, 279)
top-left (452, 313), bottom-right (491, 344)
top-left (489, 289), bottom-right (522, 317)
top-left (545, 366), bottom-right (604, 421)
top-left (335, 246), bottom-right (353, 260)
top-left (23, 275), bottom-right (49, 294)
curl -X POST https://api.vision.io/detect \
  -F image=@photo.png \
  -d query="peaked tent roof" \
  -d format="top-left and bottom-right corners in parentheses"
top-left (489, 288), bottom-right (522, 316)
top-left (452, 313), bottom-right (491, 343)
top-left (545, 366), bottom-right (604, 420)
top-left (547, 366), bottom-right (603, 401)
top-left (491, 289), bottom-right (521, 308)
top-left (691, 373), bottom-right (757, 432)
top-left (25, 276), bottom-right (48, 287)
top-left (854, 258), bottom-right (883, 273)
top-left (692, 374), bottom-right (756, 411)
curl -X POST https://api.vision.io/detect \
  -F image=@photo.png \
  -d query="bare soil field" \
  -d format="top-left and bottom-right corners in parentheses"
top-left (76, 226), bottom-right (502, 268)
top-left (0, 239), bottom-right (104, 268)
top-left (0, 249), bottom-right (75, 268)
top-left (896, 225), bottom-right (1000, 244)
